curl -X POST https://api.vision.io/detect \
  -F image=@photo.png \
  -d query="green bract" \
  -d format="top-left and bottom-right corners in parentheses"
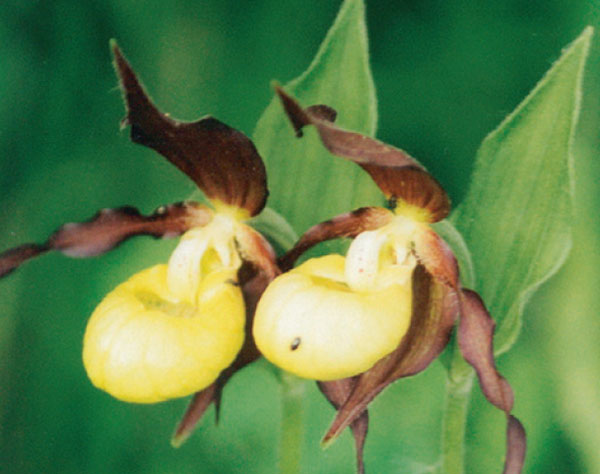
top-left (452, 28), bottom-right (592, 356)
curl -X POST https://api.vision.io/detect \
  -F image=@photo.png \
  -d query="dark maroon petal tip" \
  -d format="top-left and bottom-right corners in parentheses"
top-left (458, 289), bottom-right (526, 474)
top-left (318, 379), bottom-right (368, 474)
top-left (274, 86), bottom-right (450, 222)
top-left (504, 415), bottom-right (526, 474)
top-left (0, 202), bottom-right (211, 278)
top-left (0, 244), bottom-right (48, 278)
top-left (171, 383), bottom-right (219, 448)
top-left (112, 43), bottom-right (268, 216)
top-left (278, 206), bottom-right (393, 271)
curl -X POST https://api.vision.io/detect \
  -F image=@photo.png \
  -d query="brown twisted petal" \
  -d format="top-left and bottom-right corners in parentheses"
top-left (275, 86), bottom-right (449, 222)
top-left (318, 378), bottom-right (368, 474)
top-left (278, 206), bottom-right (394, 271)
top-left (173, 258), bottom-right (278, 446)
top-left (112, 43), bottom-right (268, 217)
top-left (0, 202), bottom-right (212, 278)
top-left (458, 289), bottom-right (526, 474)
top-left (322, 266), bottom-right (459, 443)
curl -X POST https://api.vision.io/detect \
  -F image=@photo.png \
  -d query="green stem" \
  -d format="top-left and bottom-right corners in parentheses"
top-left (441, 371), bottom-right (474, 474)
top-left (279, 372), bottom-right (306, 474)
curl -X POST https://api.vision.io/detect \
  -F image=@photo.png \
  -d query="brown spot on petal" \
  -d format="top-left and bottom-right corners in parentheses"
top-left (112, 43), bottom-right (268, 216)
top-left (0, 202), bottom-right (212, 278)
top-left (278, 206), bottom-right (393, 271)
top-left (275, 86), bottom-right (450, 222)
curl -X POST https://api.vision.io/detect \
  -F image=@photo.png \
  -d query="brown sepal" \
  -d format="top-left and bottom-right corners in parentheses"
top-left (275, 86), bottom-right (449, 222)
top-left (322, 266), bottom-right (459, 443)
top-left (457, 289), bottom-right (526, 474)
top-left (413, 225), bottom-right (459, 289)
top-left (278, 207), bottom-right (393, 271)
top-left (172, 247), bottom-right (279, 447)
top-left (0, 202), bottom-right (211, 278)
top-left (112, 43), bottom-right (268, 216)
top-left (236, 224), bottom-right (280, 280)
top-left (318, 378), bottom-right (368, 474)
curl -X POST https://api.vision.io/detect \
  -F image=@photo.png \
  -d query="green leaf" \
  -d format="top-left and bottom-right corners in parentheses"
top-left (252, 0), bottom-right (382, 237)
top-left (539, 138), bottom-right (600, 473)
top-left (452, 27), bottom-right (593, 355)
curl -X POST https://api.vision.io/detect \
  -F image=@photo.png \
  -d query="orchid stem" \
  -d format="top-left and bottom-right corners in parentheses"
top-left (279, 371), bottom-right (306, 474)
top-left (441, 370), bottom-right (474, 474)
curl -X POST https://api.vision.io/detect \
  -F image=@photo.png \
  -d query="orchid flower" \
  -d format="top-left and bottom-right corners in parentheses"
top-left (0, 43), bottom-right (527, 474)
top-left (0, 43), bottom-right (278, 431)
top-left (252, 87), bottom-right (526, 474)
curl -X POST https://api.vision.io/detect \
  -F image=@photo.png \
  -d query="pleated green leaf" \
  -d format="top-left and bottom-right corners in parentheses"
top-left (253, 0), bottom-right (382, 236)
top-left (452, 27), bottom-right (593, 355)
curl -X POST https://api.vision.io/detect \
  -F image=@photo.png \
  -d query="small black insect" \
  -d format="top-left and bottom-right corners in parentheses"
top-left (290, 337), bottom-right (301, 351)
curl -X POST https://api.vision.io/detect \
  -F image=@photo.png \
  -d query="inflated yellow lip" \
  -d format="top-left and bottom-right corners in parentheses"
top-left (83, 264), bottom-right (245, 403)
top-left (253, 254), bottom-right (413, 381)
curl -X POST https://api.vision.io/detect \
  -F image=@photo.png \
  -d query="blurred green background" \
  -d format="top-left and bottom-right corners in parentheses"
top-left (1, 1), bottom-right (599, 473)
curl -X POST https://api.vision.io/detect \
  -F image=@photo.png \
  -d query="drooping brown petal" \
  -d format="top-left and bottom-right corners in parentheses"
top-left (171, 382), bottom-right (219, 448)
top-left (457, 290), bottom-right (513, 412)
top-left (0, 202), bottom-right (211, 278)
top-left (278, 206), bottom-right (393, 271)
top-left (112, 43), bottom-right (268, 216)
top-left (322, 266), bottom-right (459, 443)
top-left (171, 332), bottom-right (261, 448)
top-left (458, 289), bottom-right (526, 474)
top-left (172, 257), bottom-right (278, 446)
top-left (318, 379), bottom-right (368, 474)
top-left (275, 86), bottom-right (449, 222)
top-left (505, 415), bottom-right (527, 474)
top-left (413, 225), bottom-right (459, 289)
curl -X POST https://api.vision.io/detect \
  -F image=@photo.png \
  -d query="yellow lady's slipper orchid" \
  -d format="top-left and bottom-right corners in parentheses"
top-left (83, 263), bottom-right (245, 403)
top-left (0, 38), bottom-right (528, 474)
top-left (273, 87), bottom-right (526, 474)
top-left (82, 214), bottom-right (250, 403)
top-left (0, 44), bottom-right (277, 417)
top-left (254, 219), bottom-right (416, 381)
